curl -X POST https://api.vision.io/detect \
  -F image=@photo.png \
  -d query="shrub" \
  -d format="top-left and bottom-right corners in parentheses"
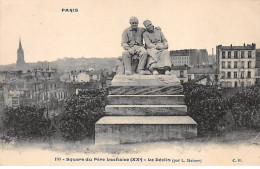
top-left (2, 106), bottom-right (51, 141)
top-left (230, 85), bottom-right (260, 128)
top-left (183, 83), bottom-right (229, 135)
top-left (58, 88), bottom-right (107, 141)
top-left (184, 83), bottom-right (260, 135)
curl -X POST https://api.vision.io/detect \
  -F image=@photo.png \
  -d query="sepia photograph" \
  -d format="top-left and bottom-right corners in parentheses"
top-left (0, 0), bottom-right (260, 166)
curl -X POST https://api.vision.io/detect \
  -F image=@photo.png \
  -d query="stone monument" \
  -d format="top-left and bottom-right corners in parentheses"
top-left (95, 74), bottom-right (197, 145)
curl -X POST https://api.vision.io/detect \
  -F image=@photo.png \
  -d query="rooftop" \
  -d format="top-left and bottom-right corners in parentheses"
top-left (172, 66), bottom-right (187, 70)
top-left (218, 43), bottom-right (256, 50)
top-left (188, 67), bottom-right (217, 74)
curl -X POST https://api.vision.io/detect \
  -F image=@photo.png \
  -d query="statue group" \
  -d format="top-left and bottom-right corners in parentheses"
top-left (119, 17), bottom-right (172, 75)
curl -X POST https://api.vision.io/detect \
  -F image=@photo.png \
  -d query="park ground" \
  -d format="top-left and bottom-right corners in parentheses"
top-left (0, 128), bottom-right (260, 166)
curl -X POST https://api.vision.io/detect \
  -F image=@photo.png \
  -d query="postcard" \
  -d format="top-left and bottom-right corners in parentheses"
top-left (0, 0), bottom-right (260, 166)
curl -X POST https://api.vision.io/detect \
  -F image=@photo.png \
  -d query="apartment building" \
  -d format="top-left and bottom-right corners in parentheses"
top-left (170, 49), bottom-right (209, 67)
top-left (216, 43), bottom-right (256, 87)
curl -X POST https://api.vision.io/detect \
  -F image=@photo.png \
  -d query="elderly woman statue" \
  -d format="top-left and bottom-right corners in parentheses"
top-left (143, 20), bottom-right (172, 75)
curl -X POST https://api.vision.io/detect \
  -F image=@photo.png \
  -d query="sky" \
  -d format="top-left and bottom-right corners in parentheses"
top-left (0, 0), bottom-right (260, 65)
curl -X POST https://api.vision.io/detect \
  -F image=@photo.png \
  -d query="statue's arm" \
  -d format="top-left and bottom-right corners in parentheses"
top-left (143, 33), bottom-right (156, 49)
top-left (160, 30), bottom-right (168, 49)
top-left (121, 30), bottom-right (130, 50)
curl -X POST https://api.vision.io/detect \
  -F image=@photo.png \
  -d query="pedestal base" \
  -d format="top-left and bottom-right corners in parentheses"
top-left (95, 116), bottom-right (197, 145)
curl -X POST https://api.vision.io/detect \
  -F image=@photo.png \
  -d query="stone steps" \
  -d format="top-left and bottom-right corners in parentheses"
top-left (105, 105), bottom-right (187, 116)
top-left (108, 95), bottom-right (185, 105)
top-left (95, 74), bottom-right (197, 145)
top-left (95, 116), bottom-right (197, 145)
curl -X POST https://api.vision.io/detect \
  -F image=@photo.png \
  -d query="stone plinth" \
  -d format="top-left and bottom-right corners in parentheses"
top-left (108, 95), bottom-right (185, 105)
top-left (95, 116), bottom-right (197, 145)
top-left (109, 86), bottom-right (183, 95)
top-left (111, 74), bottom-right (181, 86)
top-left (109, 74), bottom-right (183, 95)
top-left (95, 74), bottom-right (197, 145)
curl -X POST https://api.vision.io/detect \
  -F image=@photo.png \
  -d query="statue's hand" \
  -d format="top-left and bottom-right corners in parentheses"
top-left (156, 46), bottom-right (161, 50)
top-left (128, 48), bottom-right (135, 55)
top-left (156, 43), bottom-right (165, 50)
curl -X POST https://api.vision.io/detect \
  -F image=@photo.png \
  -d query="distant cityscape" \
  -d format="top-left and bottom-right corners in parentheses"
top-left (0, 39), bottom-right (260, 113)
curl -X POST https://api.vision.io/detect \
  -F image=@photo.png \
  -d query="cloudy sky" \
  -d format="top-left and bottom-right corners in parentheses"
top-left (0, 0), bottom-right (260, 65)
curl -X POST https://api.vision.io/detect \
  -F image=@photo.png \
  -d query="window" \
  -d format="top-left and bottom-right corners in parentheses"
top-left (248, 61), bottom-right (251, 68)
top-left (234, 61), bottom-right (237, 68)
top-left (215, 75), bottom-right (218, 82)
top-left (248, 71), bottom-right (251, 78)
top-left (17, 82), bottom-right (24, 89)
top-left (234, 72), bottom-right (237, 78)
top-left (248, 51), bottom-right (252, 58)
top-left (180, 70), bottom-right (184, 78)
top-left (222, 61), bottom-right (225, 69)
top-left (188, 75), bottom-right (191, 81)
top-left (221, 72), bottom-right (225, 79)
top-left (234, 81), bottom-right (238, 88)
top-left (241, 82), bottom-right (244, 87)
top-left (222, 51), bottom-right (225, 58)
top-left (227, 72), bottom-right (231, 78)
top-left (227, 82), bottom-right (232, 87)
top-left (12, 96), bottom-right (19, 107)
top-left (241, 61), bottom-right (244, 69)
top-left (241, 71), bottom-right (244, 79)
top-left (228, 51), bottom-right (231, 58)
top-left (241, 51), bottom-right (244, 58)
top-left (234, 51), bottom-right (238, 58)
top-left (228, 62), bottom-right (231, 68)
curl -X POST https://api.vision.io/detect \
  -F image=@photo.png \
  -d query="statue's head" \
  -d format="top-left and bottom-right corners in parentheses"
top-left (143, 20), bottom-right (154, 32)
top-left (129, 16), bottom-right (139, 29)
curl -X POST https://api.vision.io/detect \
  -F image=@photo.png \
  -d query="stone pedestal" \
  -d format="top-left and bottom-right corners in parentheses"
top-left (95, 74), bottom-right (197, 145)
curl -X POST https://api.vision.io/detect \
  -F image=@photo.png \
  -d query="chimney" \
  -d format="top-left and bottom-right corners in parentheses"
top-left (244, 43), bottom-right (245, 46)
top-left (252, 43), bottom-right (256, 49)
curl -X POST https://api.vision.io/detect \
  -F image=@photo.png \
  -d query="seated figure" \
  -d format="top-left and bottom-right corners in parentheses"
top-left (121, 17), bottom-right (150, 75)
top-left (143, 20), bottom-right (172, 75)
top-left (116, 56), bottom-right (139, 75)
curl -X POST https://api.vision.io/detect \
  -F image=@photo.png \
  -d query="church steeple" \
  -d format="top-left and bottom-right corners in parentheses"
top-left (19, 37), bottom-right (22, 49)
top-left (17, 38), bottom-right (26, 70)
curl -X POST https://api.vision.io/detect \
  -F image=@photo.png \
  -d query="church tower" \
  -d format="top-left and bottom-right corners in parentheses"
top-left (17, 38), bottom-right (26, 70)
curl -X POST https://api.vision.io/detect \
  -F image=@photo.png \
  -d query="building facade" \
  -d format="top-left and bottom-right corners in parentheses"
top-left (170, 49), bottom-right (209, 67)
top-left (60, 70), bottom-right (102, 83)
top-left (255, 49), bottom-right (260, 86)
top-left (187, 67), bottom-right (219, 86)
top-left (1, 68), bottom-right (68, 108)
top-left (170, 50), bottom-right (190, 66)
top-left (171, 66), bottom-right (188, 84)
top-left (217, 44), bottom-right (256, 88)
